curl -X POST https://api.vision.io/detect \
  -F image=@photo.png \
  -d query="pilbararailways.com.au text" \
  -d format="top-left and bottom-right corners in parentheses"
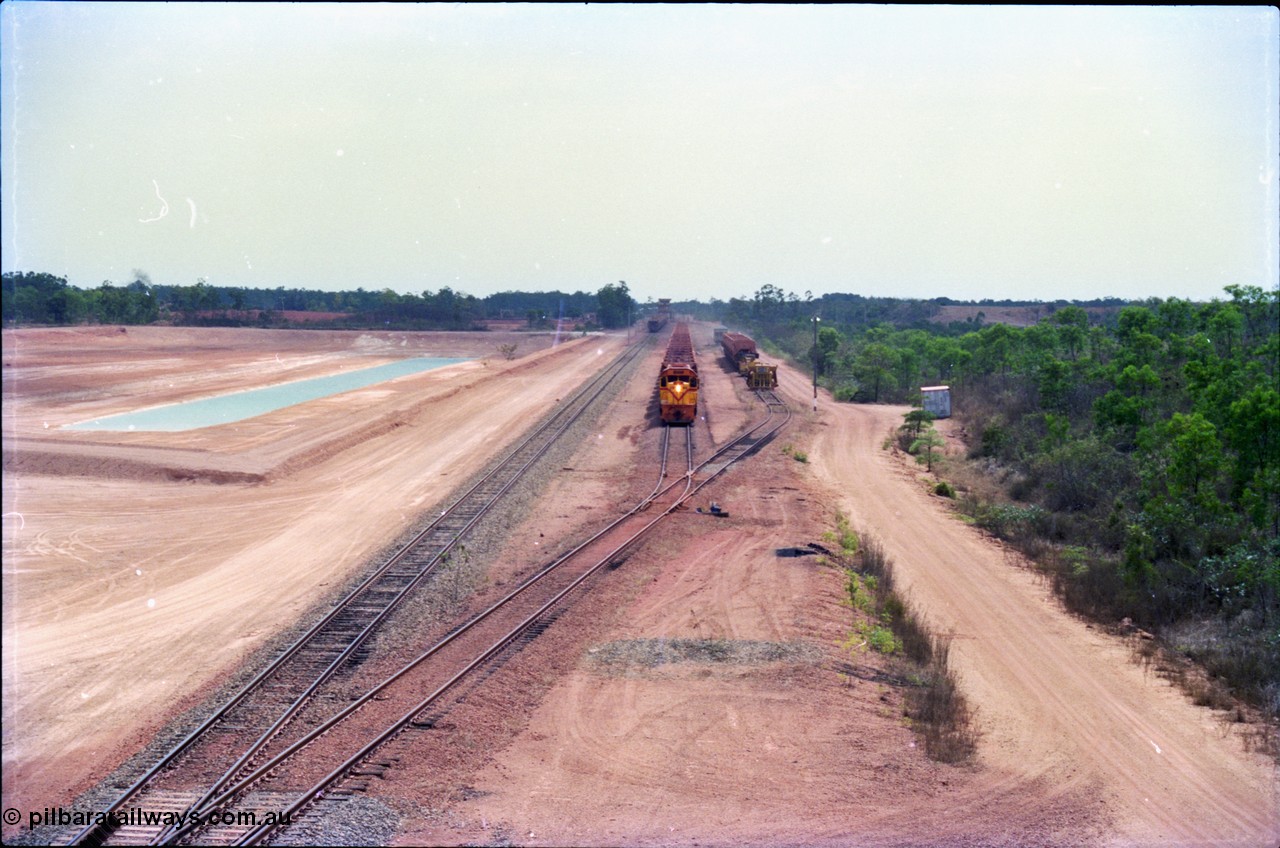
top-left (17, 806), bottom-right (292, 830)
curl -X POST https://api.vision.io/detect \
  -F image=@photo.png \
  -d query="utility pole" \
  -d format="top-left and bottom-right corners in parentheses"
top-left (812, 315), bottom-right (821, 413)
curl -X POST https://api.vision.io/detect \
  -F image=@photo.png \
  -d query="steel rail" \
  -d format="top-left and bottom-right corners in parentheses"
top-left (67, 336), bottom-right (649, 848)
top-left (236, 426), bottom-right (703, 846)
top-left (230, 400), bottom-right (787, 845)
top-left (160, 336), bottom-right (649, 832)
top-left (166, 425), bottom-right (697, 846)
top-left (156, 375), bottom-right (784, 846)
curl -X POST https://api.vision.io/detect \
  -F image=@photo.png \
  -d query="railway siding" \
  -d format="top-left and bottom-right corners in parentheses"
top-left (49, 340), bottom-right (651, 848)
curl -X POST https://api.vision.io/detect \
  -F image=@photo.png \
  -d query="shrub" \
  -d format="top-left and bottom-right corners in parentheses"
top-left (844, 571), bottom-right (877, 614)
top-left (905, 638), bottom-right (980, 763)
top-left (782, 444), bottom-right (809, 463)
top-left (864, 623), bottom-right (901, 655)
top-left (833, 524), bottom-right (978, 762)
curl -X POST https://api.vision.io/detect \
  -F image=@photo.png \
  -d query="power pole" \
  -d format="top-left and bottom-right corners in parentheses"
top-left (812, 315), bottom-right (821, 413)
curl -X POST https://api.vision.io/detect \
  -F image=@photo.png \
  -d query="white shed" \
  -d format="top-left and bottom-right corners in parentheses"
top-left (921, 385), bottom-right (951, 419)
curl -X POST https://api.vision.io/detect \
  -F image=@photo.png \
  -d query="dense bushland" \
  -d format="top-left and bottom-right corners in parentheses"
top-left (737, 284), bottom-right (1279, 722)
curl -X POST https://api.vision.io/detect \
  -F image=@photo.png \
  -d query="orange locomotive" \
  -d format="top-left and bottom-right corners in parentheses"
top-left (658, 322), bottom-right (698, 425)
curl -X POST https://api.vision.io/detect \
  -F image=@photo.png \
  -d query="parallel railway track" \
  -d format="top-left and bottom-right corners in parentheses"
top-left (195, 425), bottom-right (701, 845)
top-left (68, 344), bottom-right (790, 847)
top-left (223, 392), bottom-right (790, 846)
top-left (67, 337), bottom-right (649, 847)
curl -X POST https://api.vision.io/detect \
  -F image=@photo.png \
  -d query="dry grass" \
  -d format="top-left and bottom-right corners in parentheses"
top-left (907, 638), bottom-right (981, 764)
top-left (845, 531), bottom-right (980, 763)
top-left (1130, 625), bottom-right (1279, 759)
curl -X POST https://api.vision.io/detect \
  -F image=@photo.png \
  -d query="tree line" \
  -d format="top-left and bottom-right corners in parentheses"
top-left (1, 272), bottom-right (639, 331)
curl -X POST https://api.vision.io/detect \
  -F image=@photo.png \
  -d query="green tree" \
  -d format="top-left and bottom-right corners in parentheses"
top-left (851, 343), bottom-right (899, 402)
top-left (1223, 386), bottom-right (1280, 528)
top-left (1050, 305), bottom-right (1089, 360)
top-left (1206, 303), bottom-right (1244, 360)
top-left (3, 271), bottom-right (72, 323)
top-left (596, 280), bottom-right (635, 329)
top-left (924, 336), bottom-right (969, 384)
top-left (902, 408), bottom-right (936, 438)
top-left (1136, 412), bottom-right (1233, 566)
top-left (910, 426), bottom-right (946, 472)
top-left (812, 325), bottom-right (842, 378)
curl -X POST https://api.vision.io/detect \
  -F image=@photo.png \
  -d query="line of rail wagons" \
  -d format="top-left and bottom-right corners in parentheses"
top-left (658, 325), bottom-right (780, 425)
top-left (647, 298), bottom-right (673, 333)
top-left (720, 331), bottom-right (779, 390)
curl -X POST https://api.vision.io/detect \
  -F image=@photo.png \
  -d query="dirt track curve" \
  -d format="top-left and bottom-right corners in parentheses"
top-left (788, 365), bottom-right (1279, 848)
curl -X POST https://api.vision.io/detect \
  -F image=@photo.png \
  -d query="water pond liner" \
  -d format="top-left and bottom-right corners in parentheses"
top-left (65, 356), bottom-right (467, 432)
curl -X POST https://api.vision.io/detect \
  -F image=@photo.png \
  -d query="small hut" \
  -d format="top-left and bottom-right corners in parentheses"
top-left (921, 385), bottom-right (951, 419)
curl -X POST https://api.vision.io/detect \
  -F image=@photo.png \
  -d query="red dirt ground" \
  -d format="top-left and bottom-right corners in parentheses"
top-left (3, 324), bottom-right (1275, 846)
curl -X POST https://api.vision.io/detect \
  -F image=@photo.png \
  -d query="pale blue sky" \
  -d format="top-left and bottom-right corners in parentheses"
top-left (2, 3), bottom-right (1276, 303)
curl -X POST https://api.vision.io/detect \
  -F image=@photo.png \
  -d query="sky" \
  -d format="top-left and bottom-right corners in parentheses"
top-left (2, 3), bottom-right (1276, 305)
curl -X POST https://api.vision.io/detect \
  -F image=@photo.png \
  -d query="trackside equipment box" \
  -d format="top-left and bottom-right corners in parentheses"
top-left (921, 385), bottom-right (951, 419)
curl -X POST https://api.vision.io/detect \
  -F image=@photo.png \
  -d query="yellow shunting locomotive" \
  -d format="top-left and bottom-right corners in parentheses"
top-left (721, 331), bottom-right (778, 389)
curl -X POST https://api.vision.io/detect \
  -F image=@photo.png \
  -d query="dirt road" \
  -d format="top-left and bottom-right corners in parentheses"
top-left (790, 364), bottom-right (1279, 847)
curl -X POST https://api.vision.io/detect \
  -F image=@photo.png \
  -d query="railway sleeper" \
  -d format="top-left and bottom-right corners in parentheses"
top-left (296, 658), bottom-right (343, 672)
top-left (359, 590), bottom-right (404, 603)
top-left (408, 542), bottom-right (452, 557)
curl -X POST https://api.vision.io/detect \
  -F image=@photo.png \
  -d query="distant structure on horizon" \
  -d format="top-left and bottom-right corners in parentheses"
top-left (647, 298), bottom-right (672, 333)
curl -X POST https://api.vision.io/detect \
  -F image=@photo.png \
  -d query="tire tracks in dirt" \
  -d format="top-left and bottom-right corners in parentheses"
top-left (791, 373), bottom-right (1279, 847)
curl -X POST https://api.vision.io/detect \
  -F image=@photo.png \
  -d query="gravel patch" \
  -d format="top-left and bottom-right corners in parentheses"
top-left (586, 638), bottom-right (823, 674)
top-left (271, 794), bottom-right (401, 847)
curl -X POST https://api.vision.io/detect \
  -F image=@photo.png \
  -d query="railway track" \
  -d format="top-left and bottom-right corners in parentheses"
top-left (72, 352), bottom-right (790, 847)
top-left (65, 337), bottom-right (650, 848)
top-left (210, 393), bottom-right (791, 846)
top-left (176, 425), bottom-right (702, 845)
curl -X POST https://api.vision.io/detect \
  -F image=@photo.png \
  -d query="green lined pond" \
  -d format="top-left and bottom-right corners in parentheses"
top-left (66, 356), bottom-right (468, 432)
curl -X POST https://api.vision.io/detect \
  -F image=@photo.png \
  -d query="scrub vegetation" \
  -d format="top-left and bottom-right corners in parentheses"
top-left (734, 283), bottom-right (1279, 729)
top-left (827, 515), bottom-right (978, 763)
